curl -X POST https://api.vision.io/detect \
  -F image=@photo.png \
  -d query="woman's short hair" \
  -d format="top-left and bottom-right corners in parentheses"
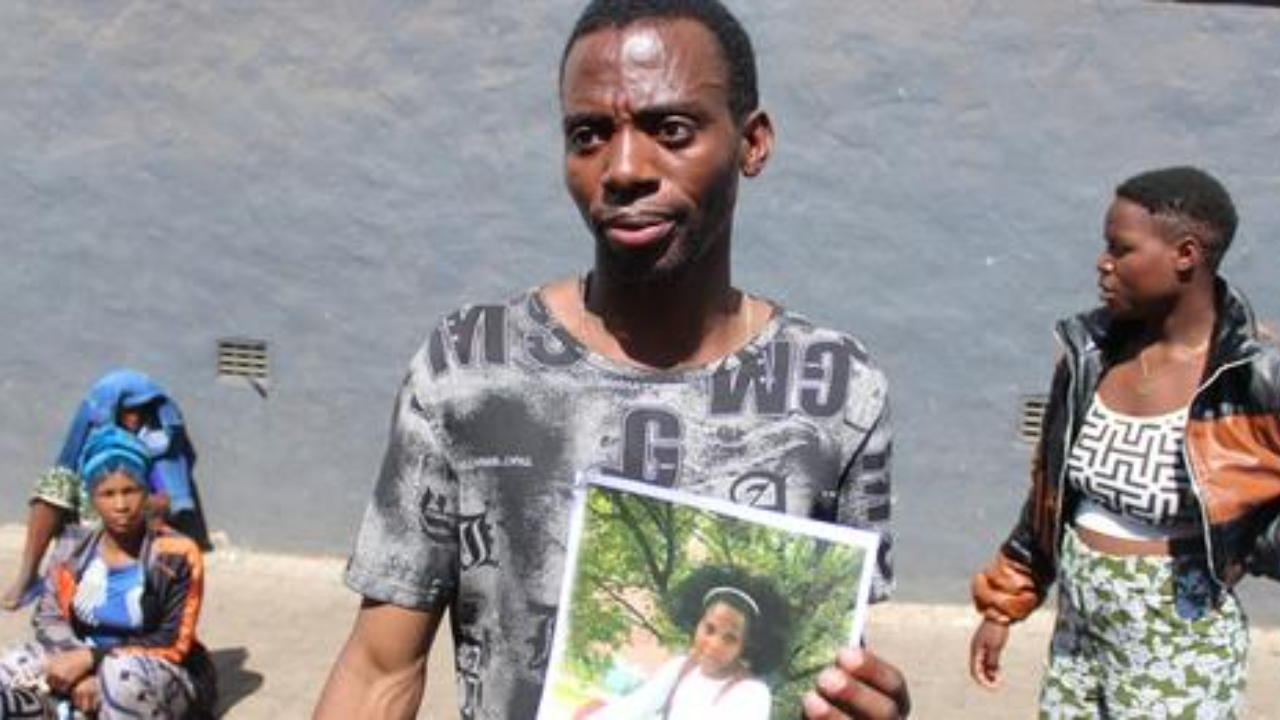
top-left (1116, 166), bottom-right (1238, 269)
top-left (666, 565), bottom-right (792, 675)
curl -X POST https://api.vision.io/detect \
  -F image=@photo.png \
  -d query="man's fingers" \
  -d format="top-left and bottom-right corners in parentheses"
top-left (836, 648), bottom-right (908, 705)
top-left (809, 667), bottom-right (903, 719)
top-left (803, 689), bottom-right (851, 719)
top-left (801, 649), bottom-right (909, 719)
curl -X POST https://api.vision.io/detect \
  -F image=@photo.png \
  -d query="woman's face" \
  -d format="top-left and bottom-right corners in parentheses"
top-left (1096, 197), bottom-right (1191, 320)
top-left (117, 406), bottom-right (146, 433)
top-left (691, 601), bottom-right (748, 677)
top-left (92, 471), bottom-right (148, 536)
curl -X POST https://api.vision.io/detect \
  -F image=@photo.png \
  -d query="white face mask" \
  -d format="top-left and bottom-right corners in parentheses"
top-left (136, 426), bottom-right (170, 455)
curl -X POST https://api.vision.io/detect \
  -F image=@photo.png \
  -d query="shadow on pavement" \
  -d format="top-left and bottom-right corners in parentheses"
top-left (211, 646), bottom-right (265, 717)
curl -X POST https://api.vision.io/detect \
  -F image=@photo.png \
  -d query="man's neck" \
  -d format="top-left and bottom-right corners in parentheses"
top-left (588, 267), bottom-right (740, 369)
top-left (542, 252), bottom-right (764, 371)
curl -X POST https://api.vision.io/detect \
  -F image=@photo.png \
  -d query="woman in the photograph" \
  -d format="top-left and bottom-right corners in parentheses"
top-left (969, 167), bottom-right (1280, 717)
top-left (0, 426), bottom-right (217, 719)
top-left (592, 565), bottom-right (791, 720)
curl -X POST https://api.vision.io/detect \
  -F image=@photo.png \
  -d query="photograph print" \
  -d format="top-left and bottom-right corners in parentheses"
top-left (538, 470), bottom-right (880, 720)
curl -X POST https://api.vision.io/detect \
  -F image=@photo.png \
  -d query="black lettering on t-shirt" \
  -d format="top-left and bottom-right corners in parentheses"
top-left (617, 408), bottom-right (683, 487)
top-left (459, 512), bottom-right (498, 570)
top-left (730, 471), bottom-right (787, 511)
top-left (525, 326), bottom-right (581, 368)
top-left (798, 340), bottom-right (851, 417)
top-left (709, 341), bottom-right (792, 416)
top-left (430, 306), bottom-right (509, 377)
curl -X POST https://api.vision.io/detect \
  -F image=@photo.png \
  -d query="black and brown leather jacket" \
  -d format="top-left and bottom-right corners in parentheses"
top-left (974, 280), bottom-right (1280, 624)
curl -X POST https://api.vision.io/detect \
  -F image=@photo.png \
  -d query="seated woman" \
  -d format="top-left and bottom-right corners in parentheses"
top-left (2, 368), bottom-right (208, 610)
top-left (0, 427), bottom-right (217, 719)
top-left (591, 566), bottom-right (792, 720)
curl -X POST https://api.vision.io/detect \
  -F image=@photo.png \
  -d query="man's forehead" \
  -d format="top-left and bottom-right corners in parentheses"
top-left (617, 25), bottom-right (665, 66)
top-left (561, 20), bottom-right (731, 115)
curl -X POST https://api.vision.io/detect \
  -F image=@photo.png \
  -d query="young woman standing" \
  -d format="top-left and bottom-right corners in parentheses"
top-left (970, 167), bottom-right (1280, 716)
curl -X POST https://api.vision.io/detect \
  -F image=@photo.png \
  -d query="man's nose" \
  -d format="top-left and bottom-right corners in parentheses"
top-left (602, 128), bottom-right (659, 204)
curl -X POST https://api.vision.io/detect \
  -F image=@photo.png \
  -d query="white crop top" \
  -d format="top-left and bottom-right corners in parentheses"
top-left (1067, 396), bottom-right (1200, 540)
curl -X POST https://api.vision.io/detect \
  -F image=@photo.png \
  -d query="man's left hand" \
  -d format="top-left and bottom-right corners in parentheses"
top-left (802, 647), bottom-right (910, 719)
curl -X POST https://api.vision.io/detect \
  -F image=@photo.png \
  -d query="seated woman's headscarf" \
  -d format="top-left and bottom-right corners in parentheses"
top-left (78, 426), bottom-right (153, 494)
top-left (53, 368), bottom-right (198, 511)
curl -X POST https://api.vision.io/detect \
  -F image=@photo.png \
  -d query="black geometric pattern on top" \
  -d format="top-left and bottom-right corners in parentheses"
top-left (1067, 399), bottom-right (1197, 528)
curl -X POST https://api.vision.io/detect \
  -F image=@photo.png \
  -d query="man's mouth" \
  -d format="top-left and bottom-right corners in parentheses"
top-left (601, 215), bottom-right (675, 248)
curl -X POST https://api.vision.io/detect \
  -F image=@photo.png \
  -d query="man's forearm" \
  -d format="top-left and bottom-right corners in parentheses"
top-left (313, 647), bottom-right (429, 720)
top-left (314, 602), bottom-right (441, 720)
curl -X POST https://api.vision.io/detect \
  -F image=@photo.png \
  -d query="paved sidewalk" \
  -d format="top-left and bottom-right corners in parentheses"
top-left (3, 525), bottom-right (1279, 718)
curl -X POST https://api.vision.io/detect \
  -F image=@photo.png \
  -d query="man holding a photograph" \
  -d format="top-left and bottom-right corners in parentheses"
top-left (315, 1), bottom-right (909, 718)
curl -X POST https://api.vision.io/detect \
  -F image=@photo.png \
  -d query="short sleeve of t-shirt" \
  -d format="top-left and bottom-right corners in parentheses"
top-left (838, 389), bottom-right (894, 601)
top-left (345, 349), bottom-right (460, 611)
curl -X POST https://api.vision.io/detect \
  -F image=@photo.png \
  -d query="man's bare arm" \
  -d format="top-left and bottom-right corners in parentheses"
top-left (313, 599), bottom-right (443, 719)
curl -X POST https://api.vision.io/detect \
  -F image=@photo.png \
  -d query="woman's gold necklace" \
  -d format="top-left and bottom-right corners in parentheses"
top-left (1136, 340), bottom-right (1210, 397)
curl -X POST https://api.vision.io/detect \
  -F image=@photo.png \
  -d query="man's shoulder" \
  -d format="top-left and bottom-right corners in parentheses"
top-left (725, 303), bottom-right (889, 429)
top-left (409, 288), bottom-right (544, 376)
top-left (771, 305), bottom-right (885, 380)
top-left (399, 286), bottom-right (590, 403)
top-left (429, 289), bottom-right (535, 333)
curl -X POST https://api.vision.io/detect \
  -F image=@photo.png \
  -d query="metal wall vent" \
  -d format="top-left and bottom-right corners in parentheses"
top-left (216, 338), bottom-right (269, 396)
top-left (1017, 394), bottom-right (1049, 444)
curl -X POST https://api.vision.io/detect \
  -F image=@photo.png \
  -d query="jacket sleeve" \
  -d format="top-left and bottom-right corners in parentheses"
top-left (116, 535), bottom-right (204, 664)
top-left (1246, 510), bottom-right (1280, 581)
top-left (972, 361), bottom-right (1067, 624)
top-left (33, 537), bottom-right (89, 652)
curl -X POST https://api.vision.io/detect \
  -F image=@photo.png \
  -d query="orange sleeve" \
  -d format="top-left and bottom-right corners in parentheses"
top-left (118, 535), bottom-right (203, 664)
top-left (971, 552), bottom-right (1044, 624)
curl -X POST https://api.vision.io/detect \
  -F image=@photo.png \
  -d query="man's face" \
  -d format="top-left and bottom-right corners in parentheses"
top-left (560, 19), bottom-right (769, 282)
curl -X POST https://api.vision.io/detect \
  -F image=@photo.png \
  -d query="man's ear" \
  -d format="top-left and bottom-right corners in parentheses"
top-left (739, 109), bottom-right (774, 178)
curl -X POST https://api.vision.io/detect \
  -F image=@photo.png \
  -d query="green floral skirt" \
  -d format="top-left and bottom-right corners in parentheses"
top-left (1039, 526), bottom-right (1248, 719)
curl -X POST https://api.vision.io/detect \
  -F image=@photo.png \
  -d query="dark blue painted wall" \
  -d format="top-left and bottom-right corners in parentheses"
top-left (2, 2), bottom-right (1278, 610)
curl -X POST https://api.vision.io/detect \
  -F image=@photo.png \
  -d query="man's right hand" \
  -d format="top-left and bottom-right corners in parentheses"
top-left (801, 647), bottom-right (911, 719)
top-left (968, 618), bottom-right (1010, 690)
top-left (313, 599), bottom-right (442, 719)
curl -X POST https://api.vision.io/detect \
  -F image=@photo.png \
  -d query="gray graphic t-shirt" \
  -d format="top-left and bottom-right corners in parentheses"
top-left (346, 290), bottom-right (893, 719)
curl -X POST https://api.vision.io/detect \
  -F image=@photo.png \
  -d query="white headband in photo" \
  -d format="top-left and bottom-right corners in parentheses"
top-left (703, 586), bottom-right (760, 618)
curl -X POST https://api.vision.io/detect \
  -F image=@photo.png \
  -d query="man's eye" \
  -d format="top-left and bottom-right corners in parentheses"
top-left (656, 120), bottom-right (695, 146)
top-left (567, 126), bottom-right (605, 152)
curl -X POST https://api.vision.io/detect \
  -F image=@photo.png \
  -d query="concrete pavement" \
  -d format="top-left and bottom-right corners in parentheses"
top-left (3, 525), bottom-right (1279, 718)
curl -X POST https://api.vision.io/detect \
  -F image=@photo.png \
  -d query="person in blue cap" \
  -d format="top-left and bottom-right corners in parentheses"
top-left (2, 368), bottom-right (208, 611)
